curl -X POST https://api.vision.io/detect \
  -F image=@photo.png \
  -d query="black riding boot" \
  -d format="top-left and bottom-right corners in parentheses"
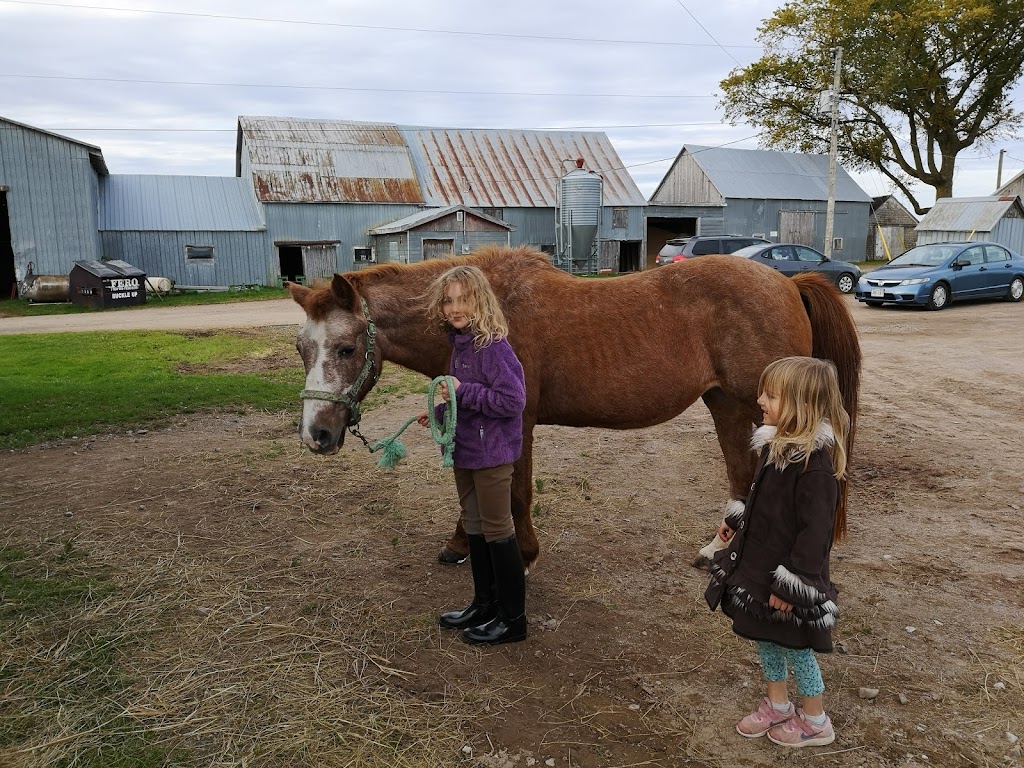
top-left (439, 534), bottom-right (498, 629)
top-left (462, 535), bottom-right (527, 645)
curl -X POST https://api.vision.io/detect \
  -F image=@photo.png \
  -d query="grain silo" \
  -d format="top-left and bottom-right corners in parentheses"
top-left (556, 158), bottom-right (602, 273)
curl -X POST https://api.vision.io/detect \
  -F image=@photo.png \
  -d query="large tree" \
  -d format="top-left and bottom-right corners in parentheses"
top-left (720, 0), bottom-right (1024, 213)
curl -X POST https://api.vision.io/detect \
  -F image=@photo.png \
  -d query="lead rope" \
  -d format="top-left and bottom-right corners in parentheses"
top-left (368, 375), bottom-right (457, 469)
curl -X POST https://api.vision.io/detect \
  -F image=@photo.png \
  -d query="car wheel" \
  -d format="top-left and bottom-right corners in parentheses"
top-left (1008, 276), bottom-right (1024, 302)
top-left (865, 301), bottom-right (884, 307)
top-left (836, 273), bottom-right (856, 294)
top-left (927, 282), bottom-right (949, 311)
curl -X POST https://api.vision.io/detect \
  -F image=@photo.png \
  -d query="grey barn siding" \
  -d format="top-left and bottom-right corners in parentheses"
top-left (99, 230), bottom-right (275, 286)
top-left (0, 121), bottom-right (102, 276)
top-left (723, 199), bottom-right (869, 260)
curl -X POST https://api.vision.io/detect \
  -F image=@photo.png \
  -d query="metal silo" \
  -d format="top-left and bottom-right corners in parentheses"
top-left (556, 158), bottom-right (602, 273)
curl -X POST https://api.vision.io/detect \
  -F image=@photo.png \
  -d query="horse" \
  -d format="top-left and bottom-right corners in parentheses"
top-left (286, 245), bottom-right (861, 570)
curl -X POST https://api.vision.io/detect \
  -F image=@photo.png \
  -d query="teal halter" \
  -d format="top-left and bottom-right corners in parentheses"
top-left (299, 297), bottom-right (378, 428)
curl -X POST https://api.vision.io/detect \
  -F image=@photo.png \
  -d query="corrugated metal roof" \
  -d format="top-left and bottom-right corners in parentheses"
top-left (916, 196), bottom-right (1024, 233)
top-left (680, 145), bottom-right (871, 203)
top-left (238, 116), bottom-right (424, 204)
top-left (100, 175), bottom-right (266, 231)
top-left (73, 259), bottom-right (145, 278)
top-left (400, 126), bottom-right (647, 207)
top-left (237, 116), bottom-right (647, 207)
top-left (369, 205), bottom-right (514, 235)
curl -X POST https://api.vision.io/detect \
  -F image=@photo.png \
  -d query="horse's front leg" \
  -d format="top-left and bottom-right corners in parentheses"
top-left (693, 388), bottom-right (759, 568)
top-left (438, 424), bottom-right (539, 571)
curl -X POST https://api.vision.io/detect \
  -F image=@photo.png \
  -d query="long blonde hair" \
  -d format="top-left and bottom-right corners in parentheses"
top-left (423, 264), bottom-right (509, 347)
top-left (759, 356), bottom-right (851, 540)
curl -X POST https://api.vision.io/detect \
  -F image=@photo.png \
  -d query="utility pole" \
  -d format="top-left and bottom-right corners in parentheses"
top-left (997, 148), bottom-right (1005, 189)
top-left (824, 46), bottom-right (842, 260)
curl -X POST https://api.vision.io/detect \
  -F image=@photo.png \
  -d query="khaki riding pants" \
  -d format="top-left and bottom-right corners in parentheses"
top-left (453, 464), bottom-right (515, 542)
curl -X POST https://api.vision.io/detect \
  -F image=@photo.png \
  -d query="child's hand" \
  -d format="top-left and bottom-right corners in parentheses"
top-left (769, 594), bottom-right (793, 613)
top-left (416, 411), bottom-right (429, 427)
top-left (437, 377), bottom-right (461, 402)
top-left (717, 522), bottom-right (734, 542)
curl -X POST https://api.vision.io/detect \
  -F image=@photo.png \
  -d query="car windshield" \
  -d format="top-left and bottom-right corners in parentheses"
top-left (888, 245), bottom-right (959, 267)
top-left (730, 245), bottom-right (764, 258)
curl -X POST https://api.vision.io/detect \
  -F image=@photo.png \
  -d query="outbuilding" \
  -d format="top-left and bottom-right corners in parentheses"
top-left (368, 205), bottom-right (513, 263)
top-left (646, 145), bottom-right (872, 267)
top-left (869, 195), bottom-right (919, 260)
top-left (915, 196), bottom-right (1024, 254)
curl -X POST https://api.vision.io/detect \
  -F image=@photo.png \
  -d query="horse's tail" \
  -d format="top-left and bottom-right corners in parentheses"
top-left (792, 273), bottom-right (861, 543)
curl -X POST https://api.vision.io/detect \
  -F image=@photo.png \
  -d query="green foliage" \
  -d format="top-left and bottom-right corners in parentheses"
top-left (0, 329), bottom-right (304, 449)
top-left (719, 0), bottom-right (1024, 212)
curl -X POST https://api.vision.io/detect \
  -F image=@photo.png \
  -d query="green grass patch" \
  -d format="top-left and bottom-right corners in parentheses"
top-left (0, 287), bottom-right (288, 318)
top-left (0, 329), bottom-right (304, 449)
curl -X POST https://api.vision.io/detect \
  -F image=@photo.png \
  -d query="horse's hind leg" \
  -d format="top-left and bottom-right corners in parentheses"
top-left (692, 388), bottom-right (760, 568)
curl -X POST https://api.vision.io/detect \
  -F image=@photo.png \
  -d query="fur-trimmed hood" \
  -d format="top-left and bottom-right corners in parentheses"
top-left (751, 422), bottom-right (835, 468)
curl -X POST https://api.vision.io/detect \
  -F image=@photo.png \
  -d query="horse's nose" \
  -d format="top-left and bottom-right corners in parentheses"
top-left (310, 427), bottom-right (335, 452)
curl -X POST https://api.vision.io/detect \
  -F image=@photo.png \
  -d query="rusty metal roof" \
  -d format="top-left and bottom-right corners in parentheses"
top-left (237, 116), bottom-right (646, 207)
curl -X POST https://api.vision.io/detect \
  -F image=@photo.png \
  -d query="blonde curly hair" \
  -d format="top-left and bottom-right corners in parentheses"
top-left (423, 264), bottom-right (509, 347)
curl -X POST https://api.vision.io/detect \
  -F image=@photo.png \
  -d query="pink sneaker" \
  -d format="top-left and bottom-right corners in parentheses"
top-left (736, 697), bottom-right (795, 738)
top-left (767, 709), bottom-right (835, 747)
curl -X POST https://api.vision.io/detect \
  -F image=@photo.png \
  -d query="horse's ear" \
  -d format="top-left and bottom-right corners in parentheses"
top-left (330, 273), bottom-right (359, 312)
top-left (285, 281), bottom-right (312, 307)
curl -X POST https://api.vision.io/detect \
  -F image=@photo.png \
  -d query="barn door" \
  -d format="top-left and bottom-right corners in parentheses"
top-left (875, 226), bottom-right (905, 260)
top-left (302, 244), bottom-right (337, 282)
top-left (779, 211), bottom-right (816, 246)
top-left (423, 239), bottom-right (455, 260)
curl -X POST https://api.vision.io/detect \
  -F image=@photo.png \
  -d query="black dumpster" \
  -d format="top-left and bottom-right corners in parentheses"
top-left (69, 260), bottom-right (147, 309)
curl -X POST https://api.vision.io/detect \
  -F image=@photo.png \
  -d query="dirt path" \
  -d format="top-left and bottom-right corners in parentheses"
top-left (3, 295), bottom-right (1023, 767)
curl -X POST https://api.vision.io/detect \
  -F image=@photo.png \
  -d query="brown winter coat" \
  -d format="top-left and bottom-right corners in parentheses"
top-left (705, 424), bottom-right (839, 652)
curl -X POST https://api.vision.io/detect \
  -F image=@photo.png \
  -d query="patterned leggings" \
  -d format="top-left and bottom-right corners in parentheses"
top-left (756, 641), bottom-right (825, 697)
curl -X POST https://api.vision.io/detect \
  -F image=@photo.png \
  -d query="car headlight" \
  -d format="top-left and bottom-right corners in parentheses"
top-left (899, 277), bottom-right (929, 286)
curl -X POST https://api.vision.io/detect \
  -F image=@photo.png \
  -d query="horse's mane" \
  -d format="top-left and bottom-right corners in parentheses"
top-left (302, 247), bottom-right (555, 320)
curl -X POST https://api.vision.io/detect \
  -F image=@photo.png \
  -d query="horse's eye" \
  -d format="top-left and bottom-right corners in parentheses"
top-left (337, 346), bottom-right (356, 358)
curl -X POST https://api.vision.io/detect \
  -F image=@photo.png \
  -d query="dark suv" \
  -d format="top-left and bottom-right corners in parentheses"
top-left (656, 235), bottom-right (771, 265)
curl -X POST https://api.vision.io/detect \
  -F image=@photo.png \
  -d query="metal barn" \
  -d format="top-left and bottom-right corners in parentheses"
top-left (98, 175), bottom-right (274, 288)
top-left (915, 196), bottom-right (1024, 255)
top-left (0, 116), bottom-right (107, 298)
top-left (368, 206), bottom-right (512, 263)
top-left (236, 117), bottom-right (648, 279)
top-left (647, 145), bottom-right (872, 267)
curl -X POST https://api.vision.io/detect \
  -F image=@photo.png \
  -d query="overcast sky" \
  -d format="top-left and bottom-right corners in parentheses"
top-left (2, 0), bottom-right (1022, 208)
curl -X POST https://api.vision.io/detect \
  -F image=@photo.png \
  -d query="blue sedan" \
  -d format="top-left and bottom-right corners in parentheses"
top-left (856, 242), bottom-right (1024, 310)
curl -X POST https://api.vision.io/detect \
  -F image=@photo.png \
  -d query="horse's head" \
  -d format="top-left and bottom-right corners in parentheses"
top-left (287, 275), bottom-right (381, 455)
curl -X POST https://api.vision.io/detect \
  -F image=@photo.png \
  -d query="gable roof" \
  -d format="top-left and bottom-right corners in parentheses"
top-left (916, 195), bottom-right (1024, 233)
top-left (1, 115), bottom-right (109, 176)
top-left (995, 167), bottom-right (1024, 197)
top-left (100, 175), bottom-right (266, 231)
top-left (236, 116), bottom-right (647, 207)
top-left (369, 205), bottom-right (514, 235)
top-left (651, 144), bottom-right (871, 204)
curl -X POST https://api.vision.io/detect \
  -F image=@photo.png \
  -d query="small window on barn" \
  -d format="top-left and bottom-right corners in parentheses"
top-left (185, 245), bottom-right (214, 262)
top-left (612, 207), bottom-right (628, 228)
top-left (539, 244), bottom-right (556, 255)
top-left (353, 246), bottom-right (375, 263)
top-left (482, 207), bottom-right (503, 220)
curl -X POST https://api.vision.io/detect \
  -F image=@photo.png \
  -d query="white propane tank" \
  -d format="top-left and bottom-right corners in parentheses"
top-left (145, 277), bottom-right (173, 294)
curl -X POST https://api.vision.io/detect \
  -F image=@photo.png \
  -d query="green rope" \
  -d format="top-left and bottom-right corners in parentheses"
top-left (369, 375), bottom-right (458, 469)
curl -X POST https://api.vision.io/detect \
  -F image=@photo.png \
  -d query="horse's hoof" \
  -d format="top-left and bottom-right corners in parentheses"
top-left (690, 554), bottom-right (712, 571)
top-left (438, 547), bottom-right (467, 565)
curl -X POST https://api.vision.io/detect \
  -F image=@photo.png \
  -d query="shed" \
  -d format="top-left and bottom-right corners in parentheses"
top-left (646, 145), bottom-right (872, 266)
top-left (236, 116), bottom-right (648, 275)
top-left (1, 115), bottom-right (108, 298)
top-left (994, 167), bottom-right (1024, 199)
top-left (99, 175), bottom-right (274, 288)
top-left (69, 260), bottom-right (146, 309)
top-left (369, 206), bottom-right (513, 263)
top-left (915, 196), bottom-right (1024, 254)
top-left (868, 195), bottom-right (918, 260)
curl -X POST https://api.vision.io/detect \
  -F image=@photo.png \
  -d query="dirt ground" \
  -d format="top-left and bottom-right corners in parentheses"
top-left (3, 295), bottom-right (1023, 767)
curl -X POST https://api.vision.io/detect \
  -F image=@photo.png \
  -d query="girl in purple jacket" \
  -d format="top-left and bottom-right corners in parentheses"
top-left (417, 265), bottom-right (528, 645)
top-left (705, 357), bottom-right (851, 748)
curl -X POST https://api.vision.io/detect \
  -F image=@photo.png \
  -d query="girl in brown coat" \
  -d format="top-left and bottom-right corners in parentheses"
top-left (705, 357), bottom-right (850, 748)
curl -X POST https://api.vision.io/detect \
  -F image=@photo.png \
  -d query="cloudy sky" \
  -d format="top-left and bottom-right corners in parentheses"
top-left (2, 0), bottom-right (1022, 207)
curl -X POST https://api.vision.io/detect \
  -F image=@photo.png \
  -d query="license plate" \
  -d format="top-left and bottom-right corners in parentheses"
top-left (871, 288), bottom-right (884, 298)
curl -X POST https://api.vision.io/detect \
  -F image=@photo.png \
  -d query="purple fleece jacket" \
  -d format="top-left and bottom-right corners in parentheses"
top-left (435, 330), bottom-right (526, 469)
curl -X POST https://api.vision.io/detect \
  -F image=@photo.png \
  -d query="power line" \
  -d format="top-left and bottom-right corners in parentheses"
top-left (672, 0), bottom-right (741, 66)
top-left (0, 0), bottom-right (761, 49)
top-left (1, 73), bottom-right (716, 99)
top-left (38, 121), bottom-right (731, 133)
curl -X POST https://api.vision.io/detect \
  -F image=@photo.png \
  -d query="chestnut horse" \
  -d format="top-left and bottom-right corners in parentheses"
top-left (286, 246), bottom-right (860, 569)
